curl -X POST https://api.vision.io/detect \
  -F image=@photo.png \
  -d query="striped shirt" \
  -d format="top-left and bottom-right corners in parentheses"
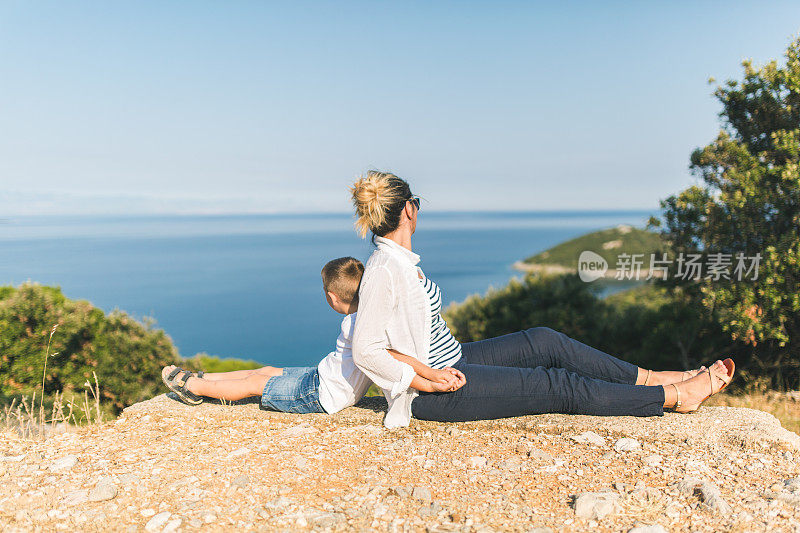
top-left (419, 271), bottom-right (462, 369)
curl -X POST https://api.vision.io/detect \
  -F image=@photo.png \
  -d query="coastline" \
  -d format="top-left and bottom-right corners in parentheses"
top-left (512, 261), bottom-right (654, 280)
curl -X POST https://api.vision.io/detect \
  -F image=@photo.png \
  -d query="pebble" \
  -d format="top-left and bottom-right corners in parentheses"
top-left (308, 511), bottom-right (341, 528)
top-left (89, 481), bottom-right (118, 502)
top-left (140, 509), bottom-right (156, 517)
top-left (163, 518), bottom-right (182, 533)
top-left (412, 486), bottom-right (432, 503)
top-left (664, 501), bottom-right (682, 519)
top-left (571, 431), bottom-right (606, 446)
top-left (613, 438), bottom-right (641, 452)
top-left (499, 456), bottom-right (523, 471)
top-left (118, 473), bottom-right (141, 485)
top-left (224, 447), bottom-right (250, 460)
top-left (62, 489), bottom-right (89, 506)
top-left (280, 425), bottom-right (318, 438)
top-left (262, 497), bottom-right (292, 512)
top-left (468, 456), bottom-right (488, 468)
top-left (629, 525), bottom-right (667, 533)
top-left (529, 448), bottom-right (555, 463)
top-left (231, 475), bottom-right (250, 488)
top-left (572, 492), bottom-right (620, 519)
top-left (674, 478), bottom-right (732, 513)
top-left (784, 477), bottom-right (800, 493)
top-left (144, 511), bottom-right (171, 532)
top-left (391, 486), bottom-right (410, 498)
top-left (352, 424), bottom-right (382, 435)
top-left (643, 454), bottom-right (662, 466)
top-left (372, 503), bottom-right (389, 518)
top-left (417, 502), bottom-right (441, 517)
top-left (49, 455), bottom-right (78, 472)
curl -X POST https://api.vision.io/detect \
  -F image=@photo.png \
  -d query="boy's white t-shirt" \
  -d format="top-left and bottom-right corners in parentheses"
top-left (317, 312), bottom-right (372, 414)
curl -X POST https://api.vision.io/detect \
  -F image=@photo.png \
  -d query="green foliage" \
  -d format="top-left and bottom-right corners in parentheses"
top-left (523, 226), bottom-right (665, 269)
top-left (654, 36), bottom-right (800, 387)
top-left (445, 274), bottom-right (607, 344)
top-left (185, 353), bottom-right (261, 373)
top-left (0, 283), bottom-right (180, 412)
top-left (365, 384), bottom-right (383, 397)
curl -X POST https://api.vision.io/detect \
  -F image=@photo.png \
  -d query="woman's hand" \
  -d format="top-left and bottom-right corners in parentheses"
top-left (427, 368), bottom-right (466, 392)
top-left (443, 367), bottom-right (466, 389)
top-left (387, 348), bottom-right (466, 392)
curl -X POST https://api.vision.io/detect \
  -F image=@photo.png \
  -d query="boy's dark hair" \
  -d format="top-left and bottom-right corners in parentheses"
top-left (321, 257), bottom-right (365, 304)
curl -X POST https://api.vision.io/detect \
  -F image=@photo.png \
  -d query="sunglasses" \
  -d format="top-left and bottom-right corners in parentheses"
top-left (409, 196), bottom-right (421, 211)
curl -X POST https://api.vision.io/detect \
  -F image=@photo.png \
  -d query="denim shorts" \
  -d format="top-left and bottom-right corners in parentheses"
top-left (260, 366), bottom-right (326, 414)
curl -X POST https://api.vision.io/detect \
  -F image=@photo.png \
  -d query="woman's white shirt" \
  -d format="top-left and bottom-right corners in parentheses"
top-left (351, 236), bottom-right (432, 428)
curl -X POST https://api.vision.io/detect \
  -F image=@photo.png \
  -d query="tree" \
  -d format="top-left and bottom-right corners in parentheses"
top-left (653, 36), bottom-right (800, 387)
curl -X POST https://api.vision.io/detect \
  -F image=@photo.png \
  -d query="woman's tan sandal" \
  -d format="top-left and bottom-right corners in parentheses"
top-left (709, 360), bottom-right (734, 394)
top-left (162, 367), bottom-right (203, 405)
top-left (644, 369), bottom-right (652, 386)
top-left (671, 360), bottom-right (734, 413)
top-left (717, 358), bottom-right (735, 393)
top-left (682, 365), bottom-right (708, 382)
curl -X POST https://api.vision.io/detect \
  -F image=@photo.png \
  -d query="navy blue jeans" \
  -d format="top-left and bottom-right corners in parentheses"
top-left (411, 327), bottom-right (666, 422)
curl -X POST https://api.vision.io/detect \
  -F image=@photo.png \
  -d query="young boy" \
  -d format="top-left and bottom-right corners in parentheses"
top-left (161, 257), bottom-right (464, 414)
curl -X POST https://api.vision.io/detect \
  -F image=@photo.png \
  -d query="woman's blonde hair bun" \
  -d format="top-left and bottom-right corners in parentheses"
top-left (350, 170), bottom-right (412, 239)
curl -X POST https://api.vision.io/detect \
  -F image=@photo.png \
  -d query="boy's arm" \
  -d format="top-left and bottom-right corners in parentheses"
top-left (387, 348), bottom-right (436, 380)
top-left (388, 349), bottom-right (466, 391)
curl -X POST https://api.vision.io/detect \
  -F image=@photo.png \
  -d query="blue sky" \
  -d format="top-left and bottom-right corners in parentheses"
top-left (1, 1), bottom-right (799, 215)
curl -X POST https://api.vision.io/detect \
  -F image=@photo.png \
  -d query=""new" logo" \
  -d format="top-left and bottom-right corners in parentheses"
top-left (578, 251), bottom-right (608, 282)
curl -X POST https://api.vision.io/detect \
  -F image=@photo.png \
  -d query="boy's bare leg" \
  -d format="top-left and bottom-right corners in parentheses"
top-left (164, 365), bottom-right (282, 382)
top-left (202, 366), bottom-right (283, 381)
top-left (184, 373), bottom-right (273, 402)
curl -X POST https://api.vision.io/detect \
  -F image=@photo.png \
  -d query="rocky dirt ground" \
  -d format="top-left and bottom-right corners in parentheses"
top-left (2, 394), bottom-right (800, 532)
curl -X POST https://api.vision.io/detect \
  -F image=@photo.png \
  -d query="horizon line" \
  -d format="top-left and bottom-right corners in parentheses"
top-left (0, 207), bottom-right (660, 220)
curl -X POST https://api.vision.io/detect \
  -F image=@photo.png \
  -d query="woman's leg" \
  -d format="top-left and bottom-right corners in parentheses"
top-left (460, 327), bottom-right (639, 384)
top-left (412, 361), bottom-right (665, 422)
top-left (412, 359), bottom-right (730, 422)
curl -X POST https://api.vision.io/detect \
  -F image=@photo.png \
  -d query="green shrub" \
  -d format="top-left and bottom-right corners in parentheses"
top-left (444, 273), bottom-right (610, 345)
top-left (185, 353), bottom-right (262, 373)
top-left (0, 283), bottom-right (180, 412)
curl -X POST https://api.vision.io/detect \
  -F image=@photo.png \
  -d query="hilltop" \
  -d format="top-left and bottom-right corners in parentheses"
top-left (2, 394), bottom-right (799, 532)
top-left (515, 225), bottom-right (665, 278)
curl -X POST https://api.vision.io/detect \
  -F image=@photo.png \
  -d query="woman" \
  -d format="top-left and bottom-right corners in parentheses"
top-left (349, 170), bottom-right (734, 428)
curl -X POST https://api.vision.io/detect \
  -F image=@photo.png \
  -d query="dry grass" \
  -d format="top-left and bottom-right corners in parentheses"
top-left (1, 323), bottom-right (104, 440)
top-left (706, 389), bottom-right (800, 435)
top-left (2, 373), bottom-right (104, 440)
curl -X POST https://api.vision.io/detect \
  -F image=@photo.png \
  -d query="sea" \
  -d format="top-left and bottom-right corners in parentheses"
top-left (0, 211), bottom-right (652, 367)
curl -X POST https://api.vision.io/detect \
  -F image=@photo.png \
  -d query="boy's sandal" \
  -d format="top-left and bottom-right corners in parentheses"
top-left (171, 366), bottom-right (204, 379)
top-left (162, 367), bottom-right (203, 405)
